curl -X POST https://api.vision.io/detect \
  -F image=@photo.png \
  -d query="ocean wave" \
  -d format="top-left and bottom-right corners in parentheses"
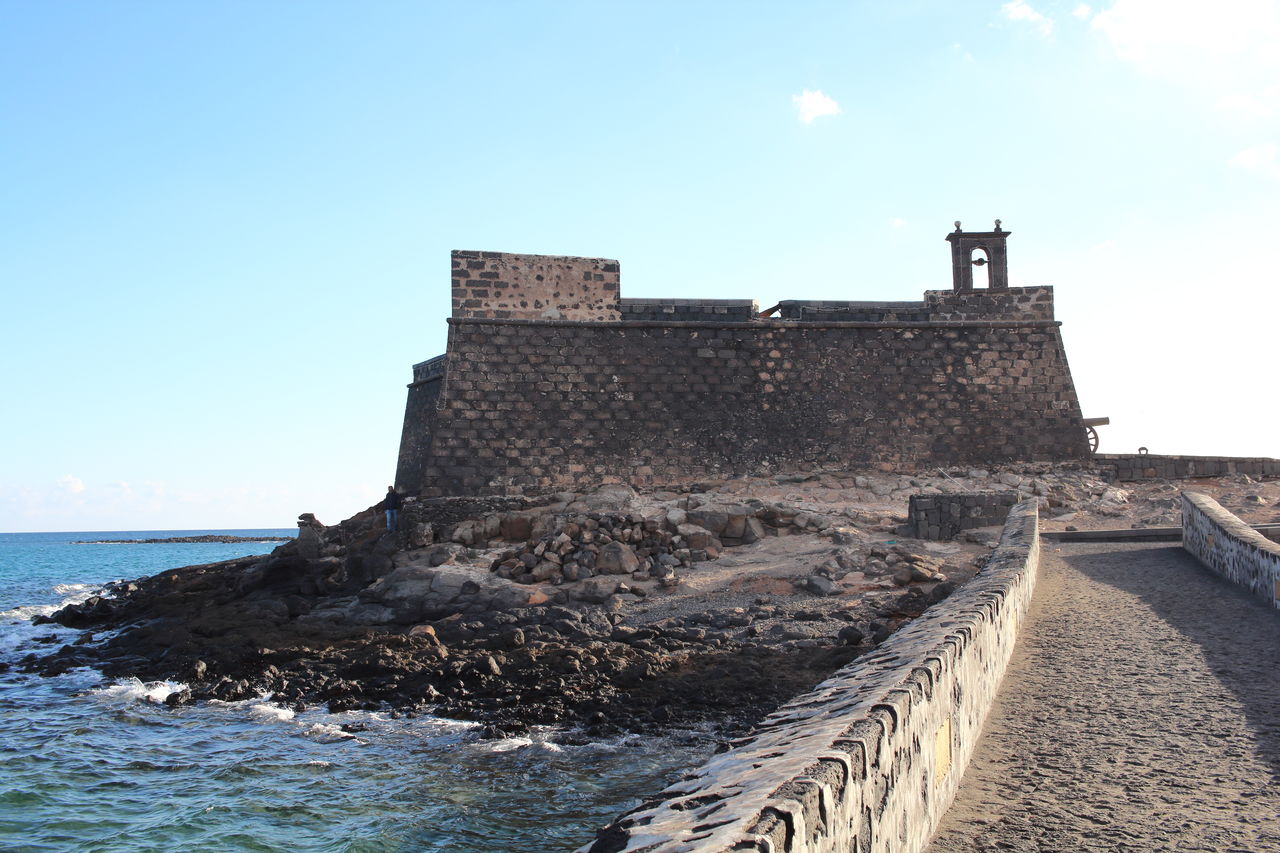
top-left (92, 677), bottom-right (188, 705)
top-left (1, 581), bottom-right (108, 623)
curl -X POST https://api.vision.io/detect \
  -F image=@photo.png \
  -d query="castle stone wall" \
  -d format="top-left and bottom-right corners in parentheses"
top-left (403, 315), bottom-right (1088, 496)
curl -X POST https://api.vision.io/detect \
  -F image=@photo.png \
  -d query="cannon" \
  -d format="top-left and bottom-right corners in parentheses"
top-left (1083, 417), bottom-right (1109, 453)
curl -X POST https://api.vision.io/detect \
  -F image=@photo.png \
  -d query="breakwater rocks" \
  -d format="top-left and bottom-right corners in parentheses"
top-left (26, 467), bottom-right (1127, 736)
top-left (72, 534), bottom-right (293, 545)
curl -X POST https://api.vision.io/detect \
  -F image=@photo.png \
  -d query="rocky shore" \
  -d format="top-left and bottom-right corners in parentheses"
top-left (25, 465), bottom-right (1278, 739)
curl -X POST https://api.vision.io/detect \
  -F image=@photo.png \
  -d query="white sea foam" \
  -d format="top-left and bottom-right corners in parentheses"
top-left (247, 702), bottom-right (295, 723)
top-left (302, 722), bottom-right (358, 743)
top-left (93, 676), bottom-right (188, 705)
top-left (0, 602), bottom-right (61, 621)
top-left (485, 736), bottom-right (534, 752)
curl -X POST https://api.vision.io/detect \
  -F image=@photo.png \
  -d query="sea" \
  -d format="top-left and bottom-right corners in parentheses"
top-left (0, 530), bottom-right (710, 852)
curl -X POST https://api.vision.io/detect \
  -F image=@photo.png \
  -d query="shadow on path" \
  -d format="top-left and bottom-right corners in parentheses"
top-left (1062, 542), bottom-right (1280, 779)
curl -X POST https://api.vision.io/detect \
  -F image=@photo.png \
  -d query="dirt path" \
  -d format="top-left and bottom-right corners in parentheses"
top-left (927, 542), bottom-right (1280, 852)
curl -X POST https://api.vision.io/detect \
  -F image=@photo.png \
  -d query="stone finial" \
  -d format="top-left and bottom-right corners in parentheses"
top-left (994, 218), bottom-right (1003, 232)
top-left (954, 220), bottom-right (962, 232)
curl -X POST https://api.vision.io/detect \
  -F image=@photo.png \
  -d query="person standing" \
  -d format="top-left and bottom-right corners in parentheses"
top-left (384, 485), bottom-right (401, 532)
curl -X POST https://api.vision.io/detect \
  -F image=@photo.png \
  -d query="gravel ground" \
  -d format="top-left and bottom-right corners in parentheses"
top-left (928, 542), bottom-right (1280, 852)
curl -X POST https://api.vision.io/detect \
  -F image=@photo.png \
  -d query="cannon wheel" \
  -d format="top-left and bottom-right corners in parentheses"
top-left (1086, 425), bottom-right (1100, 453)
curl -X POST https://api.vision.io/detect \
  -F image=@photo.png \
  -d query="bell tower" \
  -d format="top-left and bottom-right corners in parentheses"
top-left (946, 220), bottom-right (1010, 291)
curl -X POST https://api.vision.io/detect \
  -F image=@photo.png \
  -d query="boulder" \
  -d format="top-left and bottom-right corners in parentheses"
top-left (687, 506), bottom-right (729, 536)
top-left (676, 523), bottom-right (720, 551)
top-left (805, 575), bottom-right (836, 596)
top-left (573, 577), bottom-right (621, 604)
top-left (596, 541), bottom-right (640, 575)
top-left (499, 513), bottom-right (534, 542)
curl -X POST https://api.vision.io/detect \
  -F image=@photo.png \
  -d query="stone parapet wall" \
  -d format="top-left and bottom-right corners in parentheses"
top-left (1097, 454), bottom-right (1280, 482)
top-left (582, 501), bottom-right (1041, 853)
top-left (924, 287), bottom-right (1055, 322)
top-left (411, 355), bottom-right (446, 384)
top-left (404, 317), bottom-right (1087, 496)
top-left (778, 301), bottom-right (932, 322)
top-left (776, 287), bottom-right (1053, 324)
top-left (620, 298), bottom-right (758, 322)
top-left (906, 491), bottom-right (1020, 540)
top-left (1181, 491), bottom-right (1280, 609)
top-left (451, 250), bottom-right (621, 322)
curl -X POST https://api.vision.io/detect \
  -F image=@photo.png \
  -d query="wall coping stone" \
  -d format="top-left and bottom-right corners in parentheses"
top-left (581, 500), bottom-right (1041, 853)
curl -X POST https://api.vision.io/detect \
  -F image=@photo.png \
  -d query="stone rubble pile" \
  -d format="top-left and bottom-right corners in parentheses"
top-left (487, 503), bottom-right (767, 587)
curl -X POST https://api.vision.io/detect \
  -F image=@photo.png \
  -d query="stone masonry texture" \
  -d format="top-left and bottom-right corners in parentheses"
top-left (451, 250), bottom-right (620, 322)
top-left (397, 250), bottom-right (1091, 496)
top-left (1096, 453), bottom-right (1280, 482)
top-left (906, 492), bottom-right (1020, 540)
top-left (406, 318), bottom-right (1087, 496)
top-left (927, 542), bottom-right (1280, 851)
top-left (1182, 491), bottom-right (1280, 609)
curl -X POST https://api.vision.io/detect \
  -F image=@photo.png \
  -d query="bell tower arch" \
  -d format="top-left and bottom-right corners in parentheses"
top-left (945, 220), bottom-right (1010, 291)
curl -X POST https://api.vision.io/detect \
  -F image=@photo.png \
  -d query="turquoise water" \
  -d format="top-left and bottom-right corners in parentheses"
top-left (0, 532), bottom-right (706, 852)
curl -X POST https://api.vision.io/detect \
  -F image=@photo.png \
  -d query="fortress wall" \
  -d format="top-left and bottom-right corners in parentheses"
top-left (580, 501), bottom-right (1041, 853)
top-left (407, 318), bottom-right (1088, 497)
top-left (451, 250), bottom-right (620, 321)
top-left (1182, 491), bottom-right (1280, 609)
top-left (1097, 453), bottom-right (1280, 482)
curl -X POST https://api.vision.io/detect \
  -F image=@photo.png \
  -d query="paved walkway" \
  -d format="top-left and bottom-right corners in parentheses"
top-left (928, 542), bottom-right (1280, 852)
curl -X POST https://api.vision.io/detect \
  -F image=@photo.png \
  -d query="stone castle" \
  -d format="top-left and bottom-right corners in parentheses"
top-left (395, 223), bottom-right (1089, 496)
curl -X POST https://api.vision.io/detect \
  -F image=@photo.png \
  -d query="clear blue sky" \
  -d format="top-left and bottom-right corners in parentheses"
top-left (3, 1), bottom-right (1278, 532)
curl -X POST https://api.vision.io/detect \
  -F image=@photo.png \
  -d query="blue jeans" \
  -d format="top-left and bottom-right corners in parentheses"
top-left (386, 509), bottom-right (398, 531)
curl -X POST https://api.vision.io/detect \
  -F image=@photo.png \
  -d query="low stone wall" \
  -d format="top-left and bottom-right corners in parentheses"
top-left (1097, 454), bottom-right (1280, 482)
top-left (583, 501), bottom-right (1041, 853)
top-left (905, 491), bottom-right (1019, 540)
top-left (1181, 491), bottom-right (1280, 609)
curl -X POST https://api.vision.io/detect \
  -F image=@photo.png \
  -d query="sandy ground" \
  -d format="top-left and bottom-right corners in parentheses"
top-left (927, 542), bottom-right (1280, 852)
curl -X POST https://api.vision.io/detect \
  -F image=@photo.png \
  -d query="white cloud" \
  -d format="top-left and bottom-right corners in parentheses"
top-left (1002, 1), bottom-right (1054, 36)
top-left (1230, 142), bottom-right (1280, 178)
top-left (60, 474), bottom-right (85, 494)
top-left (890, 217), bottom-right (908, 228)
top-left (1072, 3), bottom-right (1092, 19)
top-left (792, 89), bottom-right (841, 124)
top-left (1092, 1), bottom-right (1280, 89)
